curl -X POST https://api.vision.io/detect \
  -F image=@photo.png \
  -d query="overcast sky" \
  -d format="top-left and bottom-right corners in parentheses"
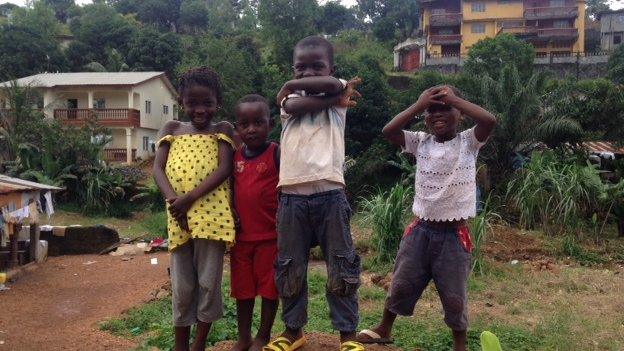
top-left (3, 0), bottom-right (623, 10)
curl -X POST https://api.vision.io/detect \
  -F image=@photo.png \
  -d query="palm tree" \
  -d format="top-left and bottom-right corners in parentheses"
top-left (478, 65), bottom-right (582, 183)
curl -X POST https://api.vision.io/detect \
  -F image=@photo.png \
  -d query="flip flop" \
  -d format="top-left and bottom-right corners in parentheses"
top-left (356, 329), bottom-right (394, 344)
top-left (340, 341), bottom-right (366, 351)
top-left (262, 336), bottom-right (306, 351)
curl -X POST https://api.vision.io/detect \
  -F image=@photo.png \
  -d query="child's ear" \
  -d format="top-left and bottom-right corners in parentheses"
top-left (331, 64), bottom-right (337, 75)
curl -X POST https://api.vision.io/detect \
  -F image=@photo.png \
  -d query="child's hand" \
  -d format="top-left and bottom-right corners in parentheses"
top-left (167, 195), bottom-right (194, 223)
top-left (339, 77), bottom-right (362, 108)
top-left (437, 85), bottom-right (460, 105)
top-left (277, 82), bottom-right (293, 107)
top-left (416, 87), bottom-right (447, 110)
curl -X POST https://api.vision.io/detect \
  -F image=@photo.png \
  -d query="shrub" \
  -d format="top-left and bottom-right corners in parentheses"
top-left (359, 182), bottom-right (413, 265)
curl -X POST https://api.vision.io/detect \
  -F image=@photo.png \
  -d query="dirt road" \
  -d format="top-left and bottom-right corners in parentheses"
top-left (0, 253), bottom-right (170, 351)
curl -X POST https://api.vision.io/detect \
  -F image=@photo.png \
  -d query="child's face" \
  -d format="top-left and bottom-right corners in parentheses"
top-left (293, 46), bottom-right (334, 79)
top-left (181, 85), bottom-right (219, 129)
top-left (235, 102), bottom-right (272, 150)
top-left (424, 104), bottom-right (461, 138)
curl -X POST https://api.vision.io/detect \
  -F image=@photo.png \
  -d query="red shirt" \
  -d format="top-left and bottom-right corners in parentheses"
top-left (233, 142), bottom-right (279, 241)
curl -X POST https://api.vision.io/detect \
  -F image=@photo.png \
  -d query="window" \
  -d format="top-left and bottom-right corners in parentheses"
top-left (615, 34), bottom-right (622, 45)
top-left (619, 15), bottom-right (624, 22)
top-left (431, 8), bottom-right (446, 14)
top-left (549, 0), bottom-right (565, 6)
top-left (471, 22), bottom-right (486, 33)
top-left (163, 105), bottom-right (169, 114)
top-left (471, 3), bottom-right (485, 12)
top-left (438, 29), bottom-right (454, 35)
top-left (553, 20), bottom-right (570, 28)
top-left (94, 98), bottom-right (105, 109)
top-left (145, 100), bottom-right (151, 114)
top-left (143, 136), bottom-right (149, 151)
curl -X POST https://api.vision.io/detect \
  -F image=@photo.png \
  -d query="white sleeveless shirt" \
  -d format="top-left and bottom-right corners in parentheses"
top-left (403, 127), bottom-right (485, 221)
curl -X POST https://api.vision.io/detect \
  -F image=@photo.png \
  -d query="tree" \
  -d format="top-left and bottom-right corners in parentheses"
top-left (0, 3), bottom-right (18, 18)
top-left (464, 34), bottom-right (535, 80)
top-left (608, 44), bottom-right (624, 84)
top-left (135, 0), bottom-right (182, 32)
top-left (356, 0), bottom-right (419, 41)
top-left (544, 78), bottom-right (624, 144)
top-left (317, 1), bottom-right (354, 35)
top-left (205, 0), bottom-right (239, 36)
top-left (10, 1), bottom-right (62, 40)
top-left (69, 3), bottom-right (137, 65)
top-left (43, 0), bottom-right (75, 22)
top-left (179, 0), bottom-right (209, 33)
top-left (258, 0), bottom-right (319, 67)
top-left (126, 26), bottom-right (182, 75)
top-left (0, 25), bottom-right (67, 80)
top-left (586, 0), bottom-right (610, 20)
top-left (176, 35), bottom-right (260, 118)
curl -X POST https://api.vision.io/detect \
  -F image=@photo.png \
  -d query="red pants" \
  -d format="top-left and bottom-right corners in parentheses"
top-left (230, 239), bottom-right (279, 300)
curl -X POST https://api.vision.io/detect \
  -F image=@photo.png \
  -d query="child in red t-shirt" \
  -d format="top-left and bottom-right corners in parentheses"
top-left (230, 94), bottom-right (280, 351)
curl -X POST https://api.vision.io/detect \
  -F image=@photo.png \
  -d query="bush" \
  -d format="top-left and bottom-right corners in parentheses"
top-left (359, 183), bottom-right (412, 265)
top-left (506, 151), bottom-right (604, 234)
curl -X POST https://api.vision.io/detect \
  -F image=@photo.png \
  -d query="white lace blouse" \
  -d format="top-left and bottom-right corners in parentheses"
top-left (403, 127), bottom-right (485, 221)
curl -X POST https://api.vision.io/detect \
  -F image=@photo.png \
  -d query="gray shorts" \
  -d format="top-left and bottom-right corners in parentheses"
top-left (385, 221), bottom-right (472, 331)
top-left (170, 238), bottom-right (225, 327)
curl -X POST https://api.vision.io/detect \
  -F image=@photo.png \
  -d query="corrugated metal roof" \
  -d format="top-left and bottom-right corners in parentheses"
top-left (582, 142), bottom-right (624, 154)
top-left (0, 72), bottom-right (165, 88)
top-left (0, 175), bottom-right (62, 195)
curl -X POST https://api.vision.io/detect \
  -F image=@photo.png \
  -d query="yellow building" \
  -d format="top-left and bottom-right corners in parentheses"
top-left (420, 0), bottom-right (585, 57)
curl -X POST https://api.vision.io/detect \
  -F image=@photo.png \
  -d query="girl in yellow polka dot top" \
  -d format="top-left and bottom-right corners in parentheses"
top-left (153, 67), bottom-right (235, 350)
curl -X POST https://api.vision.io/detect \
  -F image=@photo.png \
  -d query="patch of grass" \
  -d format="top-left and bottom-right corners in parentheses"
top-left (140, 211), bottom-right (168, 240)
top-left (51, 209), bottom-right (167, 239)
top-left (561, 235), bottom-right (607, 266)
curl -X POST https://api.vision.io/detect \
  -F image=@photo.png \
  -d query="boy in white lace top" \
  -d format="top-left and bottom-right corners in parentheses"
top-left (357, 85), bottom-right (496, 351)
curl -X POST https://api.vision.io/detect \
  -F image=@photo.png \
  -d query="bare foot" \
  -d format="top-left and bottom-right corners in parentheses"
top-left (230, 339), bottom-right (252, 351)
top-left (249, 337), bottom-right (268, 351)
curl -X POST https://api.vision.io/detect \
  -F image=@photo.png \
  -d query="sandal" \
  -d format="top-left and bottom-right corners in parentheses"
top-left (262, 336), bottom-right (306, 351)
top-left (356, 329), bottom-right (394, 344)
top-left (340, 341), bottom-right (366, 351)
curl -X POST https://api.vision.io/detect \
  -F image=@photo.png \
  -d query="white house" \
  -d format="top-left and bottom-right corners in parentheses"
top-left (0, 72), bottom-right (178, 163)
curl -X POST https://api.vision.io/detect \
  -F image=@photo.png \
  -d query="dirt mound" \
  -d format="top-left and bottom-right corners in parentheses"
top-left (484, 225), bottom-right (549, 262)
top-left (207, 333), bottom-right (401, 351)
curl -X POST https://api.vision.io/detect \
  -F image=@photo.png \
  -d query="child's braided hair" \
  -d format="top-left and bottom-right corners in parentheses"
top-left (178, 66), bottom-right (223, 105)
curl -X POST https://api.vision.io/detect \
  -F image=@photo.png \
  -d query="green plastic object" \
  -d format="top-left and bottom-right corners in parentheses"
top-left (481, 331), bottom-right (503, 351)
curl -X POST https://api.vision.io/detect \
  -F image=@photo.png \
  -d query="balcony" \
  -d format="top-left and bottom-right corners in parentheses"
top-left (430, 13), bottom-right (462, 27)
top-left (103, 148), bottom-right (137, 162)
top-left (524, 6), bottom-right (578, 20)
top-left (497, 26), bottom-right (538, 38)
top-left (430, 34), bottom-right (462, 45)
top-left (536, 28), bottom-right (578, 41)
top-left (53, 108), bottom-right (140, 128)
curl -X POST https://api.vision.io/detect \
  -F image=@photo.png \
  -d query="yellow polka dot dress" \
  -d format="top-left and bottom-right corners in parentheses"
top-left (157, 133), bottom-right (236, 251)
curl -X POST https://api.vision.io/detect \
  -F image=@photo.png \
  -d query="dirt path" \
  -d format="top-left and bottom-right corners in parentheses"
top-left (0, 253), bottom-right (170, 351)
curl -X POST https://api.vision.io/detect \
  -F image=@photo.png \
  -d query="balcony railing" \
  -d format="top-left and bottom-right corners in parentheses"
top-left (430, 13), bottom-right (462, 26)
top-left (53, 108), bottom-right (140, 128)
top-left (537, 27), bottom-right (578, 40)
top-left (103, 148), bottom-right (137, 162)
top-left (497, 26), bottom-right (539, 38)
top-left (524, 6), bottom-right (578, 20)
top-left (430, 34), bottom-right (462, 45)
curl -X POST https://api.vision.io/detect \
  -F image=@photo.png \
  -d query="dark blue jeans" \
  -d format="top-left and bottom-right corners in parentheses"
top-left (275, 190), bottom-right (361, 332)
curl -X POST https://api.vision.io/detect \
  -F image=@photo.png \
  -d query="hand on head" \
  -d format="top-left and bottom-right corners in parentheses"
top-left (418, 86), bottom-right (449, 109)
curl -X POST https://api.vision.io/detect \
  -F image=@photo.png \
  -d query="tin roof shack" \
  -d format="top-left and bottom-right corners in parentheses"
top-left (0, 175), bottom-right (61, 270)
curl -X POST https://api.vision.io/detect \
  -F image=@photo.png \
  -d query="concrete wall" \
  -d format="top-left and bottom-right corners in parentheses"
top-left (133, 77), bottom-right (177, 131)
top-left (601, 13), bottom-right (624, 51)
